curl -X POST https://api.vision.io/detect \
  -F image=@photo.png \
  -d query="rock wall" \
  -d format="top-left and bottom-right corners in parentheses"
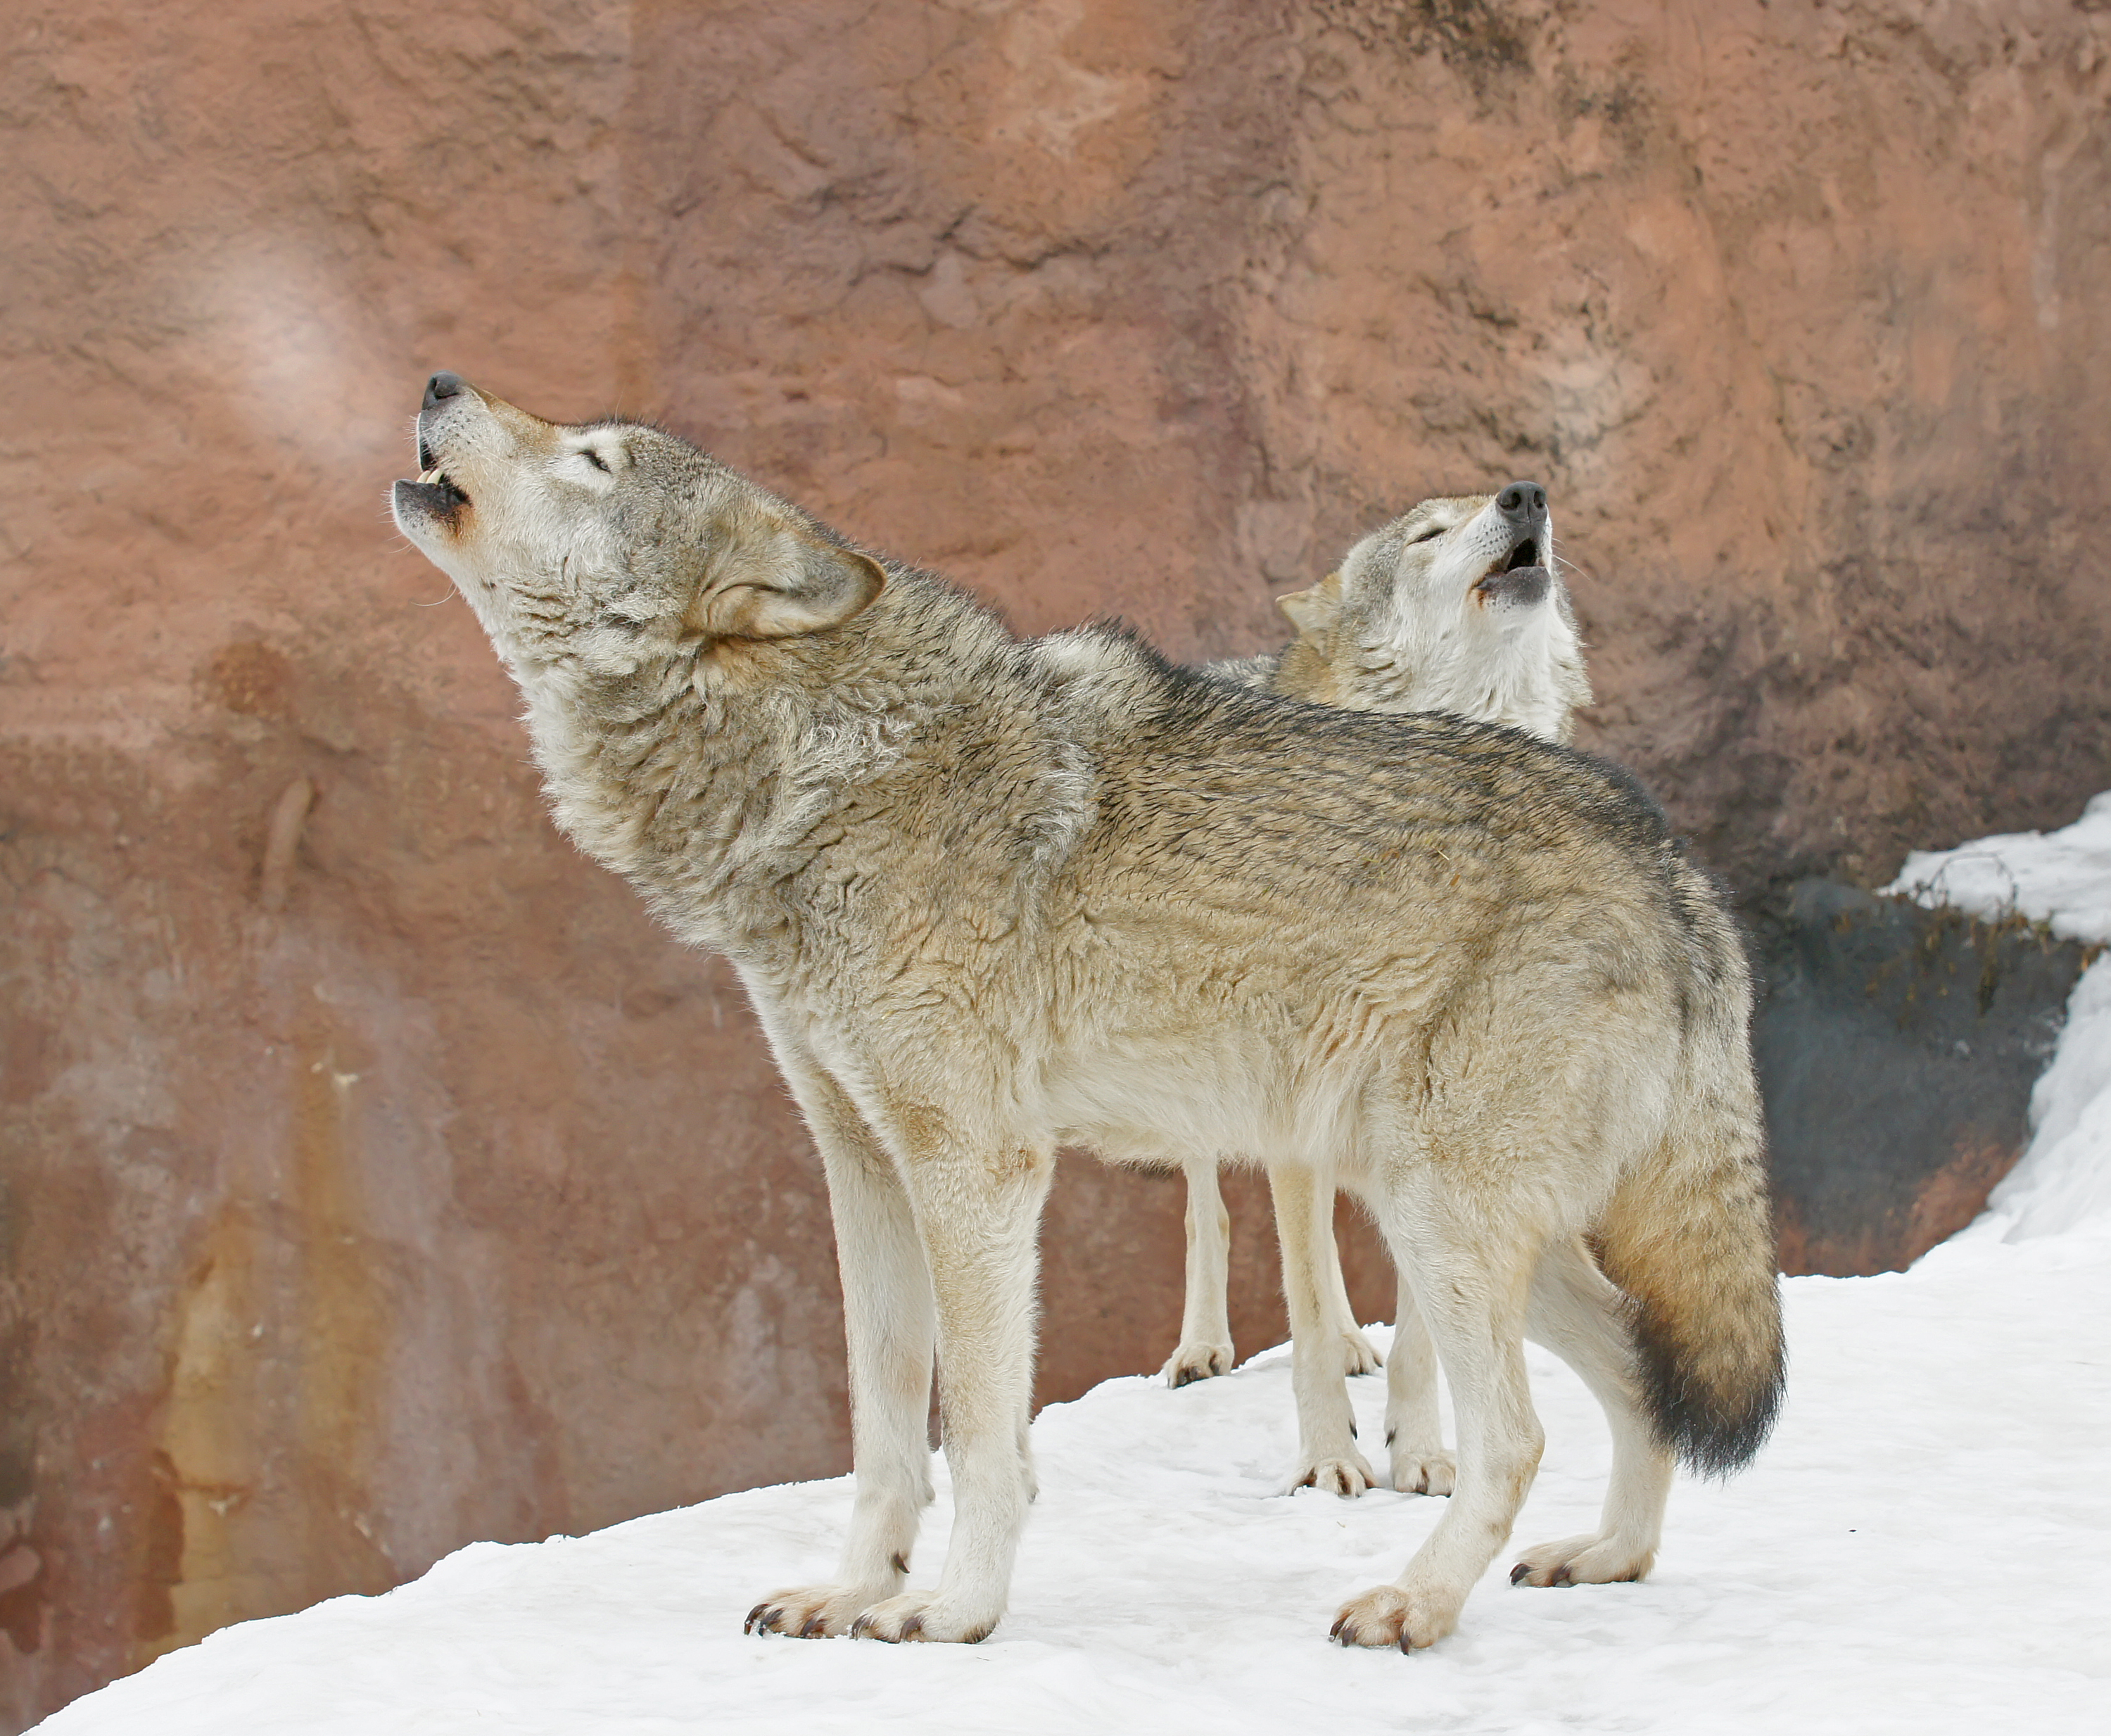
top-left (4, 0), bottom-right (2109, 1723)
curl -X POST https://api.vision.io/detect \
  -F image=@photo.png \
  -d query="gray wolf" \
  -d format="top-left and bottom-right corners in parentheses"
top-left (1265, 482), bottom-right (1590, 740)
top-left (392, 374), bottom-right (1784, 1652)
top-left (1167, 487), bottom-right (1595, 1507)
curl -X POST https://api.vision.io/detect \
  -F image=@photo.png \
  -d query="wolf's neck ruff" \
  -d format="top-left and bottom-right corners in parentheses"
top-left (516, 569), bottom-right (1097, 970)
top-left (1343, 614), bottom-right (1585, 742)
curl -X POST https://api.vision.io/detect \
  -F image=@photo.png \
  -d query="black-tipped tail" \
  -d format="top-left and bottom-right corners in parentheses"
top-left (1632, 1289), bottom-right (1785, 1477)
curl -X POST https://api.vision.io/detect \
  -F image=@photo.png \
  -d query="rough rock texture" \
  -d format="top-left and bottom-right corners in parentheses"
top-left (4, 0), bottom-right (2109, 1724)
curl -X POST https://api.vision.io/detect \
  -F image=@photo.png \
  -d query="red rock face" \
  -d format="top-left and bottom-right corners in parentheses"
top-left (4, 0), bottom-right (2109, 1721)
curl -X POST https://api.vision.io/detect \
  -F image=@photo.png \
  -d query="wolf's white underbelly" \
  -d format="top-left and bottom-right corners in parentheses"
top-left (1039, 1025), bottom-right (1376, 1179)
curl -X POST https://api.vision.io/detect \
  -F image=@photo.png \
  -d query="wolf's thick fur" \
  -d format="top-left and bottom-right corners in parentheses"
top-left (393, 376), bottom-right (1784, 1652)
top-left (1169, 488), bottom-right (1597, 1502)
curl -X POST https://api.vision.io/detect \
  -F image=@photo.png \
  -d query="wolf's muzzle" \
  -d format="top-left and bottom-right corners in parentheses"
top-left (398, 372), bottom-right (477, 525)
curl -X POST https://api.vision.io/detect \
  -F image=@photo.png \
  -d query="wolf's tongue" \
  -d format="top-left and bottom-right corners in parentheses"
top-left (1477, 564), bottom-right (1552, 605)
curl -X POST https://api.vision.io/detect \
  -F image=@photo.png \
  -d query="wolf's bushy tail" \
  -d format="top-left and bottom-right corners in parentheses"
top-left (1595, 994), bottom-right (1786, 1477)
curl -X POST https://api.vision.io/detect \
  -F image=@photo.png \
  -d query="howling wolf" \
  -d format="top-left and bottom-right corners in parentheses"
top-left (393, 374), bottom-right (1782, 1652)
top-left (1167, 485), bottom-right (1593, 1508)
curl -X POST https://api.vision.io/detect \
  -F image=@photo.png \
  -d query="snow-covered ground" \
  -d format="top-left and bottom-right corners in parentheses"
top-left (44, 806), bottom-right (2111, 1735)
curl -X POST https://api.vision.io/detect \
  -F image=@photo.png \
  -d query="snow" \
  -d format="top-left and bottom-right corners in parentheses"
top-left (1889, 791), bottom-right (2111, 946)
top-left (42, 806), bottom-right (2111, 1735)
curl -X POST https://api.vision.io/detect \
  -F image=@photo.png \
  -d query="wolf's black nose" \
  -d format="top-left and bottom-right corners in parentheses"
top-left (424, 372), bottom-right (467, 409)
top-left (1497, 481), bottom-right (1547, 524)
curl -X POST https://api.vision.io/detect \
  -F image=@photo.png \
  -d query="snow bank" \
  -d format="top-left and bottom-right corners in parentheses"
top-left (40, 809), bottom-right (2111, 1733)
top-left (1889, 794), bottom-right (2111, 1238)
top-left (39, 1234), bottom-right (2111, 1735)
top-left (1889, 792), bottom-right (2111, 946)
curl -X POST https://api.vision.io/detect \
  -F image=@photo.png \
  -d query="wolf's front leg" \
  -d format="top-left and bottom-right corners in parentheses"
top-left (1319, 1189), bottom-right (1383, 1378)
top-left (851, 1136), bottom-right (1056, 1644)
top-left (744, 1051), bottom-right (936, 1640)
top-left (1269, 1162), bottom-right (1376, 1497)
top-left (1383, 1275), bottom-right (1454, 1495)
top-left (1162, 1155), bottom-right (1234, 1385)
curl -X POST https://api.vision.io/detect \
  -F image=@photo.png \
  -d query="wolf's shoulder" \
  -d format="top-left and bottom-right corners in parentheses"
top-left (1149, 652), bottom-right (1664, 847)
top-left (1197, 652), bottom-right (1281, 691)
top-left (1021, 620), bottom-right (1207, 721)
top-left (1008, 618), bottom-right (1667, 853)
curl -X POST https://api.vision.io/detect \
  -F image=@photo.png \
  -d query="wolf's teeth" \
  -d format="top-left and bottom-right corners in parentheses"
top-left (418, 468), bottom-right (443, 486)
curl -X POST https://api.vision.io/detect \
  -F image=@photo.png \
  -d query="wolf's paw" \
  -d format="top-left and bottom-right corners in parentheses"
top-left (1329, 1583), bottom-right (1461, 1652)
top-left (1161, 1339), bottom-right (1234, 1386)
top-left (847, 1592), bottom-right (999, 1645)
top-left (1292, 1449), bottom-right (1378, 1498)
top-left (1387, 1445), bottom-right (1455, 1497)
top-left (1509, 1532), bottom-right (1655, 1588)
top-left (1340, 1328), bottom-right (1383, 1378)
top-left (744, 1582), bottom-right (893, 1639)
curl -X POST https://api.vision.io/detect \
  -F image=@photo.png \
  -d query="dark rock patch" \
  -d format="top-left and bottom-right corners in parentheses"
top-left (1751, 879), bottom-right (2093, 1276)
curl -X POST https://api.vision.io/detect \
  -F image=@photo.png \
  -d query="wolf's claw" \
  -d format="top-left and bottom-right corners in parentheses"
top-left (1162, 1341), bottom-right (1233, 1386)
top-left (1293, 1450), bottom-right (1378, 1497)
top-left (1509, 1531), bottom-right (1654, 1588)
top-left (1331, 1583), bottom-right (1458, 1651)
top-left (746, 1583), bottom-right (894, 1638)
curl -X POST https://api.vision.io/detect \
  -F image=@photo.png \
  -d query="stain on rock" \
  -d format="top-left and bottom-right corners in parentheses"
top-left (138, 1021), bottom-right (393, 1671)
top-left (201, 644), bottom-right (294, 723)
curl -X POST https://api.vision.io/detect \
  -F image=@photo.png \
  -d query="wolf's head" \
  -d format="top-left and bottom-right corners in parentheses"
top-left (390, 373), bottom-right (884, 684)
top-left (1272, 483), bottom-right (1589, 742)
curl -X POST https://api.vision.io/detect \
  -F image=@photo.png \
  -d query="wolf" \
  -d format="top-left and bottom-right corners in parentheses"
top-left (392, 373), bottom-right (1784, 1652)
top-left (1167, 486), bottom-right (1595, 1508)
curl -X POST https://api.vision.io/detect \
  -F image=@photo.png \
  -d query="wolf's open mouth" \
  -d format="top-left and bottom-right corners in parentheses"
top-left (408, 467), bottom-right (470, 510)
top-left (1475, 538), bottom-right (1541, 593)
top-left (408, 431), bottom-right (471, 507)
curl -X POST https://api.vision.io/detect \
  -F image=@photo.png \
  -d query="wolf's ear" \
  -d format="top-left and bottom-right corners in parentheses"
top-left (687, 521), bottom-right (886, 641)
top-left (1276, 571), bottom-right (1341, 637)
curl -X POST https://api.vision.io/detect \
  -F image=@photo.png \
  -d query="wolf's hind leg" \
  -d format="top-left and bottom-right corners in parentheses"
top-left (1162, 1156), bottom-right (1235, 1385)
top-left (1270, 1162), bottom-right (1376, 1497)
top-left (745, 1051), bottom-right (936, 1640)
top-left (1509, 1235), bottom-right (1673, 1588)
top-left (1332, 1186), bottom-right (1544, 1649)
top-left (1383, 1274), bottom-right (1454, 1495)
top-left (850, 1131), bottom-right (1055, 1644)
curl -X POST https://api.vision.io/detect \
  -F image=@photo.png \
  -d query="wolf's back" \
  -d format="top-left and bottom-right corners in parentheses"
top-left (1594, 880), bottom-right (1785, 1476)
